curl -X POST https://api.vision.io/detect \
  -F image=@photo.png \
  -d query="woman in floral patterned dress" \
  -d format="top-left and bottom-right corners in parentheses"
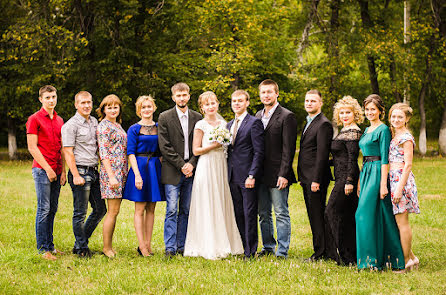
top-left (388, 103), bottom-right (420, 271)
top-left (96, 94), bottom-right (128, 258)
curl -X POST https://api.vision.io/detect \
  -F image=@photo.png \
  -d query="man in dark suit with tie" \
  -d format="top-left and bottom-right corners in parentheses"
top-left (255, 79), bottom-right (298, 258)
top-left (227, 90), bottom-right (264, 259)
top-left (297, 89), bottom-right (333, 261)
top-left (158, 82), bottom-right (202, 257)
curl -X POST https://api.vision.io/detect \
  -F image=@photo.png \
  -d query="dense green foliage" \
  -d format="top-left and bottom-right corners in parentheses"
top-left (0, 0), bottom-right (445, 148)
top-left (1, 157), bottom-right (445, 294)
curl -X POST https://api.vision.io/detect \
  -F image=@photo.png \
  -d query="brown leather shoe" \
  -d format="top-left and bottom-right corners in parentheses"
top-left (42, 251), bottom-right (57, 261)
top-left (52, 249), bottom-right (65, 255)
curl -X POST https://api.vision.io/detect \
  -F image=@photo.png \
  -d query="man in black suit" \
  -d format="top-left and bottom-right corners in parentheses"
top-left (297, 89), bottom-right (333, 261)
top-left (255, 79), bottom-right (298, 258)
top-left (227, 90), bottom-right (264, 259)
top-left (158, 82), bottom-right (202, 257)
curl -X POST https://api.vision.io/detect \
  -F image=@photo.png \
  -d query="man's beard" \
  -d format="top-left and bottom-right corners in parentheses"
top-left (177, 103), bottom-right (187, 109)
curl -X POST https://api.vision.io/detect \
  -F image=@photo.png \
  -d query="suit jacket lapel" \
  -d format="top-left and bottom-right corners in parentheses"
top-left (233, 115), bottom-right (249, 146)
top-left (265, 105), bottom-right (281, 132)
top-left (302, 113), bottom-right (322, 141)
top-left (187, 109), bottom-right (195, 136)
top-left (171, 107), bottom-right (185, 137)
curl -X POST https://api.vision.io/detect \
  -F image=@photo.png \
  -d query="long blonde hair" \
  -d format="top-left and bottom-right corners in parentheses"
top-left (388, 103), bottom-right (413, 137)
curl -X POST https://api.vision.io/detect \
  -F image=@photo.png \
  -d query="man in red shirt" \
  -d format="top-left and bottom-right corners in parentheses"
top-left (26, 85), bottom-right (66, 260)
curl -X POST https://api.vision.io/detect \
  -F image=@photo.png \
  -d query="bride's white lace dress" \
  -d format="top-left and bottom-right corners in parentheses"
top-left (184, 119), bottom-right (243, 259)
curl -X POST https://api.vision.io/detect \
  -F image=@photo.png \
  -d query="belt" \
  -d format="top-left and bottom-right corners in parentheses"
top-left (363, 156), bottom-right (381, 163)
top-left (76, 165), bottom-right (97, 171)
top-left (135, 152), bottom-right (155, 157)
top-left (135, 152), bottom-right (155, 167)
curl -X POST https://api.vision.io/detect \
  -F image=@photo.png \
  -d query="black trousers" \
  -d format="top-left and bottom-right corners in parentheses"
top-left (301, 182), bottom-right (329, 259)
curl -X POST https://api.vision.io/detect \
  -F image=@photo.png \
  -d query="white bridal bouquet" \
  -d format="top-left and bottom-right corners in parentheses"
top-left (209, 125), bottom-right (232, 146)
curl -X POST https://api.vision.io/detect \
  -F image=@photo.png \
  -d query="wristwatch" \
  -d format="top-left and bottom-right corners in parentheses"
top-left (248, 175), bottom-right (254, 180)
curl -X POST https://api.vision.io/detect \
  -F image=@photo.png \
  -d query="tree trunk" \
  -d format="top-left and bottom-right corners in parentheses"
top-left (327, 0), bottom-right (340, 103)
top-left (418, 37), bottom-right (434, 156)
top-left (403, 0), bottom-right (411, 105)
top-left (296, 0), bottom-right (321, 62)
top-left (389, 55), bottom-right (402, 102)
top-left (358, 0), bottom-right (380, 94)
top-left (7, 116), bottom-right (17, 160)
top-left (439, 101), bottom-right (446, 155)
top-left (418, 85), bottom-right (427, 156)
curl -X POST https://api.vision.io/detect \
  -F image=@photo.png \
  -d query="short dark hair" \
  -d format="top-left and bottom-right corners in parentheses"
top-left (259, 79), bottom-right (279, 93)
top-left (231, 89), bottom-right (250, 101)
top-left (39, 85), bottom-right (57, 97)
top-left (306, 89), bottom-right (322, 99)
top-left (171, 82), bottom-right (190, 95)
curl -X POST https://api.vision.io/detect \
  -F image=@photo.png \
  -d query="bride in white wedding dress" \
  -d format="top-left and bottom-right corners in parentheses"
top-left (184, 91), bottom-right (243, 260)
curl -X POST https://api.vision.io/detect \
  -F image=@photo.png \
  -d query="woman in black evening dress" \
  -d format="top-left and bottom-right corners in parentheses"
top-left (325, 96), bottom-right (364, 265)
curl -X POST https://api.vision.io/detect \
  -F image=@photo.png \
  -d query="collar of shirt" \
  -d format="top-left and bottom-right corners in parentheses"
top-left (74, 111), bottom-right (92, 124)
top-left (38, 107), bottom-right (58, 119)
top-left (307, 112), bottom-right (321, 123)
top-left (176, 106), bottom-right (189, 120)
top-left (262, 102), bottom-right (279, 118)
top-left (235, 111), bottom-right (248, 123)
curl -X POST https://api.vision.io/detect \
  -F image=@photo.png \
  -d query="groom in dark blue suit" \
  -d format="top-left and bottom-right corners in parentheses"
top-left (227, 90), bottom-right (264, 259)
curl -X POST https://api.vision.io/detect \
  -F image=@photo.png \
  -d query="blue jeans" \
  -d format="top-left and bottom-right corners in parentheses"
top-left (32, 167), bottom-right (61, 253)
top-left (258, 183), bottom-right (291, 257)
top-left (68, 167), bottom-right (106, 251)
top-left (164, 175), bottom-right (193, 252)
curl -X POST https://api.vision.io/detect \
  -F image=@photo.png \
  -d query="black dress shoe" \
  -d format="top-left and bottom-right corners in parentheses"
top-left (176, 249), bottom-right (184, 256)
top-left (165, 251), bottom-right (176, 258)
top-left (257, 249), bottom-right (274, 257)
top-left (72, 248), bottom-right (81, 255)
top-left (304, 255), bottom-right (324, 263)
top-left (78, 248), bottom-right (92, 258)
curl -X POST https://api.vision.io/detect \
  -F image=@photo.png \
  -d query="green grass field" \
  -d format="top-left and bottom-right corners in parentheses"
top-left (0, 157), bottom-right (445, 294)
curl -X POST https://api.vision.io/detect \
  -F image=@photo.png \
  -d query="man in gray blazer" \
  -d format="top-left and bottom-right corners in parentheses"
top-left (158, 82), bottom-right (202, 257)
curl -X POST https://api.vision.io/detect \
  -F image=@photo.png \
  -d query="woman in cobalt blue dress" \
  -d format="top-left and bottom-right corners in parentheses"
top-left (123, 95), bottom-right (165, 257)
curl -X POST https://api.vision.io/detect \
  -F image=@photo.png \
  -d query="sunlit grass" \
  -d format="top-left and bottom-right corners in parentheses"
top-left (0, 158), bottom-right (445, 294)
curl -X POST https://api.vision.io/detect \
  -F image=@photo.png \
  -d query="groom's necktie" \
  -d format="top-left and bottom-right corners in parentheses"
top-left (232, 118), bottom-right (239, 146)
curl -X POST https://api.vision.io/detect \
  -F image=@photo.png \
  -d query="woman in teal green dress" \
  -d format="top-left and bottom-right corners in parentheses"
top-left (356, 94), bottom-right (405, 271)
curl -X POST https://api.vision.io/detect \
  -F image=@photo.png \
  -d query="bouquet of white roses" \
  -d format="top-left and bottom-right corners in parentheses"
top-left (209, 125), bottom-right (232, 146)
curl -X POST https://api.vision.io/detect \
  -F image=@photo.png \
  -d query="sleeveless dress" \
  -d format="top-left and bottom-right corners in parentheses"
top-left (123, 123), bottom-right (165, 202)
top-left (184, 119), bottom-right (244, 260)
top-left (356, 124), bottom-right (405, 270)
top-left (325, 129), bottom-right (361, 265)
top-left (389, 132), bottom-right (420, 215)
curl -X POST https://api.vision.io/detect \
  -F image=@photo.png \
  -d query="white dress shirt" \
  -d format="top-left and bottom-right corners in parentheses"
top-left (230, 111), bottom-right (248, 137)
top-left (261, 102), bottom-right (279, 129)
top-left (176, 106), bottom-right (189, 160)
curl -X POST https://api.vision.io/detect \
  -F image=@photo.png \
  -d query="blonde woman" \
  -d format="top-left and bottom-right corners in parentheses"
top-left (184, 91), bottom-right (243, 259)
top-left (388, 103), bottom-right (420, 271)
top-left (123, 96), bottom-right (165, 257)
top-left (325, 96), bottom-right (363, 265)
top-left (96, 94), bottom-right (127, 258)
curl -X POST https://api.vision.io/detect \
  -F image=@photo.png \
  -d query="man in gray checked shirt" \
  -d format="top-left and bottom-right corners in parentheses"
top-left (62, 91), bottom-right (106, 258)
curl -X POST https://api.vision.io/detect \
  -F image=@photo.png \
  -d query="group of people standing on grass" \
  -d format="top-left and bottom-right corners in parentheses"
top-left (26, 79), bottom-right (420, 272)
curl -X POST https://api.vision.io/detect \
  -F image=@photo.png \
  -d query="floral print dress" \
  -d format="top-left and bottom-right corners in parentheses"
top-left (389, 132), bottom-right (420, 215)
top-left (97, 119), bottom-right (128, 199)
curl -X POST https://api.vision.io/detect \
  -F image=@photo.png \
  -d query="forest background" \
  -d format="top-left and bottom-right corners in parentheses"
top-left (0, 0), bottom-right (445, 158)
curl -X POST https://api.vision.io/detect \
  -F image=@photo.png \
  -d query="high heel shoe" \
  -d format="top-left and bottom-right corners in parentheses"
top-left (412, 256), bottom-right (419, 270)
top-left (137, 247), bottom-right (143, 256)
top-left (405, 259), bottom-right (414, 272)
